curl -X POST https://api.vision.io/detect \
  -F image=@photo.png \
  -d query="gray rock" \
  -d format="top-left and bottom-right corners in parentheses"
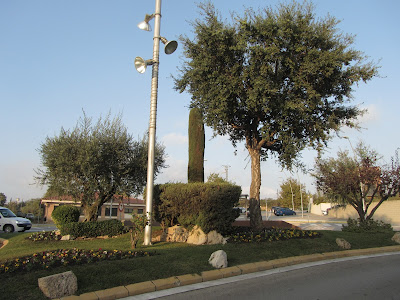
top-left (336, 238), bottom-right (351, 250)
top-left (392, 232), bottom-right (400, 244)
top-left (209, 250), bottom-right (228, 269)
top-left (38, 271), bottom-right (78, 299)
top-left (207, 230), bottom-right (227, 245)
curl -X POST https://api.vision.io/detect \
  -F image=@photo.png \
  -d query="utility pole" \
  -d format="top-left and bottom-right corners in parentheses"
top-left (222, 165), bottom-right (231, 181)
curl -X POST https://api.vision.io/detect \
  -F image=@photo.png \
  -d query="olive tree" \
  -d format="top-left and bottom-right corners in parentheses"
top-left (174, 2), bottom-right (378, 229)
top-left (36, 113), bottom-right (166, 221)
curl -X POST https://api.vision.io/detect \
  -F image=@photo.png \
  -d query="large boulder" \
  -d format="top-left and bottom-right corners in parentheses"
top-left (187, 226), bottom-right (208, 245)
top-left (38, 271), bottom-right (78, 299)
top-left (167, 225), bottom-right (189, 243)
top-left (392, 232), bottom-right (400, 244)
top-left (209, 250), bottom-right (228, 269)
top-left (336, 238), bottom-right (351, 250)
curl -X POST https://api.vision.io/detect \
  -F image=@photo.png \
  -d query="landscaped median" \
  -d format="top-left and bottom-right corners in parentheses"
top-left (57, 245), bottom-right (400, 300)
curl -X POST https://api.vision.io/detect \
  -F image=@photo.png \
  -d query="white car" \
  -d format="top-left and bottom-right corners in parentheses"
top-left (0, 206), bottom-right (32, 233)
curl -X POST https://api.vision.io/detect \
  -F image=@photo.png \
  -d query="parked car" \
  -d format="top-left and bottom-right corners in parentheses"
top-left (274, 207), bottom-right (296, 216)
top-left (25, 213), bottom-right (35, 219)
top-left (271, 206), bottom-right (281, 213)
top-left (0, 206), bottom-right (32, 233)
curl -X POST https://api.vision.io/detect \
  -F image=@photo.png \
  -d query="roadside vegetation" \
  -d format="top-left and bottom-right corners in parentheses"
top-left (0, 227), bottom-right (397, 300)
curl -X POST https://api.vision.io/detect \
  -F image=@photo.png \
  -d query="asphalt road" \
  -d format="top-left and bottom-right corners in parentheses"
top-left (133, 253), bottom-right (400, 300)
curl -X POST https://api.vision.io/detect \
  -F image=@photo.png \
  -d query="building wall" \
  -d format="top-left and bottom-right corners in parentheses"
top-left (311, 200), bottom-right (400, 224)
top-left (42, 200), bottom-right (145, 223)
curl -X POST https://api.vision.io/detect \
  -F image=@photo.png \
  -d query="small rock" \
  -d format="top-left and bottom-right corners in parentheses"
top-left (336, 238), bottom-right (351, 250)
top-left (207, 230), bottom-right (227, 245)
top-left (209, 250), bottom-right (228, 269)
top-left (392, 232), bottom-right (400, 244)
top-left (38, 271), bottom-right (78, 299)
top-left (61, 235), bottom-right (72, 241)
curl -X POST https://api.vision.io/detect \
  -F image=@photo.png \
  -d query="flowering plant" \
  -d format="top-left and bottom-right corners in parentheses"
top-left (227, 227), bottom-right (321, 243)
top-left (27, 230), bottom-right (62, 242)
top-left (0, 248), bottom-right (153, 274)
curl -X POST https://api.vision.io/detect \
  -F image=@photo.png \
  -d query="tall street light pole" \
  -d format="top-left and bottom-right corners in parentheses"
top-left (143, 0), bottom-right (161, 246)
top-left (135, 0), bottom-right (178, 245)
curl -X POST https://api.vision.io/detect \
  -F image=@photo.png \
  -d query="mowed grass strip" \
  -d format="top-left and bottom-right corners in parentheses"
top-left (0, 230), bottom-right (397, 300)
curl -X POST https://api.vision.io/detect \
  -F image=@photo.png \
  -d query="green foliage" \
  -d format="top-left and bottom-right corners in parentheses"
top-left (227, 228), bottom-right (321, 243)
top-left (342, 218), bottom-right (393, 233)
top-left (36, 112), bottom-right (166, 221)
top-left (129, 214), bottom-right (148, 249)
top-left (0, 193), bottom-right (6, 206)
top-left (314, 143), bottom-right (400, 221)
top-left (51, 205), bottom-right (80, 227)
top-left (27, 230), bottom-right (62, 242)
top-left (20, 199), bottom-right (43, 218)
top-left (60, 219), bottom-right (124, 238)
top-left (278, 178), bottom-right (308, 209)
top-left (153, 182), bottom-right (241, 234)
top-left (0, 248), bottom-right (152, 275)
top-left (188, 108), bottom-right (205, 183)
top-left (207, 172), bottom-right (230, 184)
top-left (174, 1), bottom-right (378, 221)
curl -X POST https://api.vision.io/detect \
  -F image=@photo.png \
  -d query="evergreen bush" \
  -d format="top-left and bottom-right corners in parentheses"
top-left (51, 205), bottom-right (80, 227)
top-left (342, 218), bottom-right (393, 233)
top-left (60, 219), bottom-right (124, 238)
top-left (153, 182), bottom-right (241, 234)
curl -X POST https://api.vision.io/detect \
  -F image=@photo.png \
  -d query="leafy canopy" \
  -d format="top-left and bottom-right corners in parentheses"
top-left (175, 1), bottom-right (378, 168)
top-left (313, 143), bottom-right (400, 221)
top-left (277, 178), bottom-right (308, 209)
top-left (36, 112), bottom-right (166, 220)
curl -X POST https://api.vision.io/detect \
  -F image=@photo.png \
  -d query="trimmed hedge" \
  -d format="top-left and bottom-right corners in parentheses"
top-left (51, 205), bottom-right (80, 226)
top-left (153, 182), bottom-right (241, 234)
top-left (60, 219), bottom-right (125, 238)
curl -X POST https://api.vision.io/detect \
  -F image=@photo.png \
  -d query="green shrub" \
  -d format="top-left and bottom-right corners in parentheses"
top-left (342, 218), bottom-right (393, 233)
top-left (153, 182), bottom-right (241, 234)
top-left (51, 205), bottom-right (80, 227)
top-left (60, 219), bottom-right (124, 238)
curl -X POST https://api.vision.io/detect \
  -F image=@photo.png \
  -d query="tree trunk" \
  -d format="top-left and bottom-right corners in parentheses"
top-left (83, 203), bottom-right (99, 222)
top-left (248, 146), bottom-right (263, 230)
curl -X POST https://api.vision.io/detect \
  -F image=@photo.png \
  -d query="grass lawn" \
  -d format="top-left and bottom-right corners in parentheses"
top-left (0, 229), bottom-right (397, 300)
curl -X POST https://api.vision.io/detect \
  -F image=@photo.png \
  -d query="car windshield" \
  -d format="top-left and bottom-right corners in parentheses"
top-left (0, 208), bottom-right (17, 218)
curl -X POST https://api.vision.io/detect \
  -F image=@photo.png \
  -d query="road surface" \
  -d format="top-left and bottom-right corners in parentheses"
top-left (129, 253), bottom-right (400, 300)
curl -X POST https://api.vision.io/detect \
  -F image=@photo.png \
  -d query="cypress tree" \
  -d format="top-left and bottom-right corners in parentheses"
top-left (188, 107), bottom-right (205, 183)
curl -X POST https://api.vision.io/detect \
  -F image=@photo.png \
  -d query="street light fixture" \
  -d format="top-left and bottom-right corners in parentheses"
top-left (137, 14), bottom-right (155, 31)
top-left (135, 0), bottom-right (178, 246)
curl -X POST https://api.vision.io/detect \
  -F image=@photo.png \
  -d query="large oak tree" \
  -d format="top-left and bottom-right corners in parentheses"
top-left (174, 2), bottom-right (378, 229)
top-left (36, 113), bottom-right (166, 221)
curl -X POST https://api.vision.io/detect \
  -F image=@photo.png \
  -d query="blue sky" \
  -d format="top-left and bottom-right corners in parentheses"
top-left (1, 0), bottom-right (399, 202)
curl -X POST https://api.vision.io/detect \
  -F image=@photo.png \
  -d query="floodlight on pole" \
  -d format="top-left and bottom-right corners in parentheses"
top-left (134, 57), bottom-right (154, 74)
top-left (135, 0), bottom-right (178, 246)
top-left (137, 14), bottom-right (155, 31)
top-left (160, 37), bottom-right (178, 54)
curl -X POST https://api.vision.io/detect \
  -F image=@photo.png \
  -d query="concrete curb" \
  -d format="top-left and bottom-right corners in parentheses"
top-left (57, 245), bottom-right (400, 300)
